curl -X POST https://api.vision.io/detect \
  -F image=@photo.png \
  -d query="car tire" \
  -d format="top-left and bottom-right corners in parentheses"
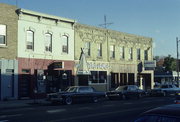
top-left (163, 91), bottom-right (167, 97)
top-left (137, 93), bottom-right (142, 99)
top-left (122, 94), bottom-right (126, 100)
top-left (92, 97), bottom-right (98, 103)
top-left (64, 97), bottom-right (73, 105)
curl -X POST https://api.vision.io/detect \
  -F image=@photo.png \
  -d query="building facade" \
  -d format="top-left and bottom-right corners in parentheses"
top-left (0, 4), bottom-right (18, 100)
top-left (16, 9), bottom-right (75, 98)
top-left (0, 3), bottom-right (75, 100)
top-left (74, 23), bottom-right (154, 91)
top-left (0, 3), bottom-right (155, 100)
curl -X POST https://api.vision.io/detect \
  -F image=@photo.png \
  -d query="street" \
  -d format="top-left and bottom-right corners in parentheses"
top-left (0, 97), bottom-right (175, 122)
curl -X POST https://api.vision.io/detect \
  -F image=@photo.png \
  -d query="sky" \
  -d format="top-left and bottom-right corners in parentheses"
top-left (0, 0), bottom-right (180, 58)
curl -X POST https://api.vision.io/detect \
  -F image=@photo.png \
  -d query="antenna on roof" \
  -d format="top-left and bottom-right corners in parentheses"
top-left (99, 15), bottom-right (113, 29)
top-left (16, 0), bottom-right (18, 7)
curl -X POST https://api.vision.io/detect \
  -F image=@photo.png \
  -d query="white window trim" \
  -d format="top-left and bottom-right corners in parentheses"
top-left (0, 25), bottom-right (7, 46)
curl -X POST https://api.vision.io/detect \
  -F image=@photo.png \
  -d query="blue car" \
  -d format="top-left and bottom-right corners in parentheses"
top-left (133, 104), bottom-right (180, 122)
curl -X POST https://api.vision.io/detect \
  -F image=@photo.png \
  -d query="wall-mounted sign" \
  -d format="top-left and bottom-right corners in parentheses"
top-left (53, 62), bottom-right (64, 69)
top-left (76, 62), bottom-right (110, 70)
top-left (87, 62), bottom-right (110, 70)
top-left (144, 60), bottom-right (156, 68)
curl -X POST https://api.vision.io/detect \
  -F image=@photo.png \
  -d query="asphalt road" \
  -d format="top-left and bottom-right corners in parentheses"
top-left (0, 97), bottom-right (175, 122)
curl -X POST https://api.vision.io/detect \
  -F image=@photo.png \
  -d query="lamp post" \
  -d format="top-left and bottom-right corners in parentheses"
top-left (177, 37), bottom-right (180, 87)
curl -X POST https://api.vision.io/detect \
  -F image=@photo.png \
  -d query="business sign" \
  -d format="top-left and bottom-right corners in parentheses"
top-left (144, 60), bottom-right (156, 68)
top-left (87, 62), bottom-right (110, 70)
top-left (53, 62), bottom-right (64, 69)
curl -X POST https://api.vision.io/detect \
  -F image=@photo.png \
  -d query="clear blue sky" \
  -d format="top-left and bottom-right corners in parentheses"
top-left (1, 0), bottom-right (180, 57)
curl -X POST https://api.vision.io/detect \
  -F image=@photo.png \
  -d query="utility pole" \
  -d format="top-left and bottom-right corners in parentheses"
top-left (177, 37), bottom-right (180, 87)
top-left (99, 15), bottom-right (113, 29)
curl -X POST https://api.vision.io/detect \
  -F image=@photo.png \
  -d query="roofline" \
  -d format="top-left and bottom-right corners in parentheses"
top-left (16, 8), bottom-right (76, 24)
top-left (75, 23), bottom-right (153, 40)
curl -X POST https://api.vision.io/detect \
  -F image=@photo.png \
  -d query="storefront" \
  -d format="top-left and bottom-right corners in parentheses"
top-left (18, 58), bottom-right (74, 99)
top-left (75, 61), bottom-right (110, 91)
top-left (110, 62), bottom-right (138, 89)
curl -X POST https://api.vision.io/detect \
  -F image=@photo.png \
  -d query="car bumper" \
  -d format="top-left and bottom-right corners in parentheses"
top-left (46, 97), bottom-right (63, 102)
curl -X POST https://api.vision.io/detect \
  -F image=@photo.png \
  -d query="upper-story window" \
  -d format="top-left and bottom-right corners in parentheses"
top-left (137, 48), bottom-right (141, 60)
top-left (45, 33), bottom-right (52, 52)
top-left (97, 43), bottom-right (102, 57)
top-left (110, 45), bottom-right (115, 59)
top-left (129, 47), bottom-right (133, 60)
top-left (0, 25), bottom-right (6, 46)
top-left (84, 42), bottom-right (91, 56)
top-left (144, 50), bottom-right (148, 60)
top-left (26, 30), bottom-right (34, 50)
top-left (120, 46), bottom-right (125, 59)
top-left (62, 35), bottom-right (68, 53)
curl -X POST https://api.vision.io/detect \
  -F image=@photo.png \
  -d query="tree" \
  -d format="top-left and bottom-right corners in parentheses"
top-left (163, 55), bottom-right (176, 71)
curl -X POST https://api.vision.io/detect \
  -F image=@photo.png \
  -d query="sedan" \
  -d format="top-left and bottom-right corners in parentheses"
top-left (150, 84), bottom-right (180, 97)
top-left (175, 92), bottom-right (180, 104)
top-left (133, 104), bottom-right (180, 122)
top-left (46, 86), bottom-right (106, 105)
top-left (106, 85), bottom-right (146, 100)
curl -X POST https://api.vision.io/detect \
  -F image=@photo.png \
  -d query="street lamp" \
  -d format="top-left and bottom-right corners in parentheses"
top-left (176, 37), bottom-right (180, 87)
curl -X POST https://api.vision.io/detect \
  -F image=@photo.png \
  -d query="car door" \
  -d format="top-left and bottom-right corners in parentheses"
top-left (126, 86), bottom-right (133, 98)
top-left (127, 86), bottom-right (138, 98)
top-left (78, 87), bottom-right (93, 102)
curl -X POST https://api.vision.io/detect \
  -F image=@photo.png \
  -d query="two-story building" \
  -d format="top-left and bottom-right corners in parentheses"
top-left (74, 23), bottom-right (154, 91)
top-left (0, 3), bottom-right (75, 100)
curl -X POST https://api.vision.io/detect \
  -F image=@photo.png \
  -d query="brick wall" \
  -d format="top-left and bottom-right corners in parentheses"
top-left (0, 3), bottom-right (18, 59)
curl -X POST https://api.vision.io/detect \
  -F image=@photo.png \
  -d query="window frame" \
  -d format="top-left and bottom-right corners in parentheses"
top-left (84, 42), bottom-right (91, 56)
top-left (97, 43), bottom-right (102, 57)
top-left (45, 33), bottom-right (52, 52)
top-left (26, 30), bottom-right (34, 50)
top-left (144, 50), bottom-right (148, 60)
top-left (0, 24), bottom-right (7, 46)
top-left (62, 35), bottom-right (69, 54)
top-left (129, 47), bottom-right (133, 60)
top-left (137, 48), bottom-right (141, 60)
top-left (120, 46), bottom-right (125, 59)
top-left (110, 45), bottom-right (115, 59)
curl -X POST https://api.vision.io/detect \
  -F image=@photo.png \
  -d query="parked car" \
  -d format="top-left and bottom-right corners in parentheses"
top-left (46, 86), bottom-right (106, 105)
top-left (106, 85), bottom-right (146, 100)
top-left (150, 84), bottom-right (180, 97)
top-left (175, 92), bottom-right (180, 104)
top-left (133, 104), bottom-right (180, 122)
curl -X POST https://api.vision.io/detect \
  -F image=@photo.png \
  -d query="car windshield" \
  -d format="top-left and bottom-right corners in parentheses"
top-left (115, 86), bottom-right (127, 91)
top-left (66, 87), bottom-right (77, 92)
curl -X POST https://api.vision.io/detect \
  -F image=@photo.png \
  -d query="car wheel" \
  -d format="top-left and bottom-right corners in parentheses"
top-left (163, 91), bottom-right (167, 97)
top-left (137, 93), bottom-right (142, 99)
top-left (64, 97), bottom-right (73, 105)
top-left (122, 94), bottom-right (126, 100)
top-left (92, 97), bottom-right (98, 103)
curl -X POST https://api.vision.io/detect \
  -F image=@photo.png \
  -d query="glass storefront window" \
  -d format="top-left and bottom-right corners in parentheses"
top-left (89, 71), bottom-right (107, 83)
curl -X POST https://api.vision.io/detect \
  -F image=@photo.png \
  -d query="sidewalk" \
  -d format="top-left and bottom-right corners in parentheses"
top-left (0, 99), bottom-right (48, 110)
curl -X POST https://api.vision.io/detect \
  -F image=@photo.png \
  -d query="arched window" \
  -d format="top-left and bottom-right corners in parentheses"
top-left (62, 35), bottom-right (68, 53)
top-left (26, 30), bottom-right (34, 50)
top-left (45, 33), bottom-right (52, 52)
